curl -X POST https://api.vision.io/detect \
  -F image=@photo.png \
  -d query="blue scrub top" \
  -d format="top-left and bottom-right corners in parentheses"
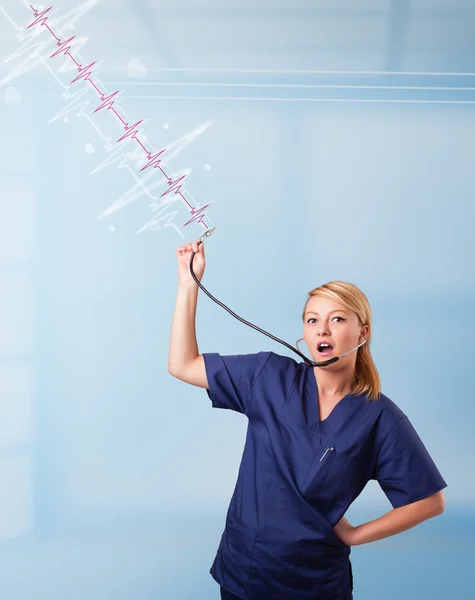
top-left (203, 351), bottom-right (447, 600)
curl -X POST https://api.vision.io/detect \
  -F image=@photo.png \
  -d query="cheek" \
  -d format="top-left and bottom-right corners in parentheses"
top-left (333, 328), bottom-right (353, 343)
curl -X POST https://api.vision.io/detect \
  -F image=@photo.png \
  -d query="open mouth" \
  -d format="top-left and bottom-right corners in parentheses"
top-left (317, 342), bottom-right (334, 356)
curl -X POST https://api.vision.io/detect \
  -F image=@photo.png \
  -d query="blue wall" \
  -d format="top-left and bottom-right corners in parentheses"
top-left (0, 1), bottom-right (473, 598)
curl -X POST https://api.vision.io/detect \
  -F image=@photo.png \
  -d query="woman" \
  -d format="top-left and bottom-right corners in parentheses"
top-left (168, 239), bottom-right (447, 600)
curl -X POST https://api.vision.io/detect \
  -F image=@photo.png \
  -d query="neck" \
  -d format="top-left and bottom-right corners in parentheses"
top-left (313, 365), bottom-right (355, 399)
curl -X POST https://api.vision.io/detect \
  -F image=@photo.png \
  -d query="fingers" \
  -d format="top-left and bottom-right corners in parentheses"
top-left (177, 238), bottom-right (205, 256)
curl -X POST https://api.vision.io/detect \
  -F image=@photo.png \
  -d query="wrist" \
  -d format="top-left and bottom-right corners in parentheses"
top-left (178, 281), bottom-right (199, 294)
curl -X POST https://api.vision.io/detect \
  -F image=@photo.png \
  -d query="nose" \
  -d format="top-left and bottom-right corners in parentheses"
top-left (317, 324), bottom-right (330, 336)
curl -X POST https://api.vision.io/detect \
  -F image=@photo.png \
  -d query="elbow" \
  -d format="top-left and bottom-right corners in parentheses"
top-left (428, 490), bottom-right (446, 517)
top-left (168, 362), bottom-right (179, 377)
top-left (168, 357), bottom-right (184, 377)
top-left (409, 491), bottom-right (445, 520)
top-left (168, 369), bottom-right (186, 384)
top-left (168, 366), bottom-right (180, 378)
top-left (435, 493), bottom-right (445, 516)
top-left (168, 365), bottom-right (187, 382)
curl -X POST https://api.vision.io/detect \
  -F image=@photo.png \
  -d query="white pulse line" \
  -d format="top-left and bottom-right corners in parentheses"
top-left (1, 3), bottom-right (214, 236)
top-left (1, 1), bottom-right (103, 86)
top-left (34, 57), bottom-right (148, 203)
top-left (0, 4), bottom-right (155, 223)
top-left (23, 33), bottom-right (164, 207)
top-left (124, 96), bottom-right (475, 104)
top-left (0, 5), bottom-right (21, 29)
top-left (37, 52), bottom-right (158, 205)
top-left (109, 82), bottom-right (475, 92)
top-left (109, 67), bottom-right (475, 77)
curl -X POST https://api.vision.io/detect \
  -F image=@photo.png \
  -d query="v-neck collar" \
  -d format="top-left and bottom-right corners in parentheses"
top-left (306, 364), bottom-right (354, 426)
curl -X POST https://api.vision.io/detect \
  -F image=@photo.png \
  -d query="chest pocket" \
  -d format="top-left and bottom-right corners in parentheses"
top-left (300, 444), bottom-right (356, 516)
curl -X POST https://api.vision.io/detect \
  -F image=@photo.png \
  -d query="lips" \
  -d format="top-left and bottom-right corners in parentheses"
top-left (317, 341), bottom-right (334, 356)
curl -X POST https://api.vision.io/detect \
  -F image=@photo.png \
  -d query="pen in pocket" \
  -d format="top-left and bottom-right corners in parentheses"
top-left (320, 447), bottom-right (334, 462)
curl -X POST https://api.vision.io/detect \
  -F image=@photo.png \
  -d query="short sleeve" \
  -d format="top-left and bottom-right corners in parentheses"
top-left (202, 352), bottom-right (271, 416)
top-left (373, 415), bottom-right (447, 509)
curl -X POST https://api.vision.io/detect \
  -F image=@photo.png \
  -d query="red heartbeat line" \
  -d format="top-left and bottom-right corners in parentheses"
top-left (27, 5), bottom-right (211, 231)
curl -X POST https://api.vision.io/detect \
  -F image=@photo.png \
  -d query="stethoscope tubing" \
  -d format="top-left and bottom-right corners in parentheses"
top-left (187, 236), bottom-right (357, 368)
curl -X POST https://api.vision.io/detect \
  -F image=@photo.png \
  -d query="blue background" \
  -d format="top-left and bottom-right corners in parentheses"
top-left (0, 0), bottom-right (473, 598)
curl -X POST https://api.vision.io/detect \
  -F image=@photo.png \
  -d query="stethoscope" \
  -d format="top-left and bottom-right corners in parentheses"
top-left (189, 227), bottom-right (366, 368)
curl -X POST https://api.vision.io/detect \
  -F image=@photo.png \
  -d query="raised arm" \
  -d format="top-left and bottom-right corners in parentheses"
top-left (168, 239), bottom-right (208, 389)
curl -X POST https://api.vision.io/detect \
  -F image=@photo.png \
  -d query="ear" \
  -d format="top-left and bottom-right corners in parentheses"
top-left (360, 325), bottom-right (369, 341)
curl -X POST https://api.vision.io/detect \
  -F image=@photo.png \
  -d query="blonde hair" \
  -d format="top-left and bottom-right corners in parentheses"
top-left (301, 281), bottom-right (381, 401)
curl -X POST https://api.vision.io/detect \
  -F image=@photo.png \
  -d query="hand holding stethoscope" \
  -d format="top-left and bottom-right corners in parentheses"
top-left (176, 237), bottom-right (206, 287)
top-left (177, 228), bottom-right (366, 367)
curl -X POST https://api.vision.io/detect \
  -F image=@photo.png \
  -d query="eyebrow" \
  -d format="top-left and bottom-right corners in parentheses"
top-left (305, 310), bottom-right (348, 316)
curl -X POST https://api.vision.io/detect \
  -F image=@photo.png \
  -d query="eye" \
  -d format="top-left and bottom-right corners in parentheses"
top-left (306, 316), bottom-right (346, 324)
